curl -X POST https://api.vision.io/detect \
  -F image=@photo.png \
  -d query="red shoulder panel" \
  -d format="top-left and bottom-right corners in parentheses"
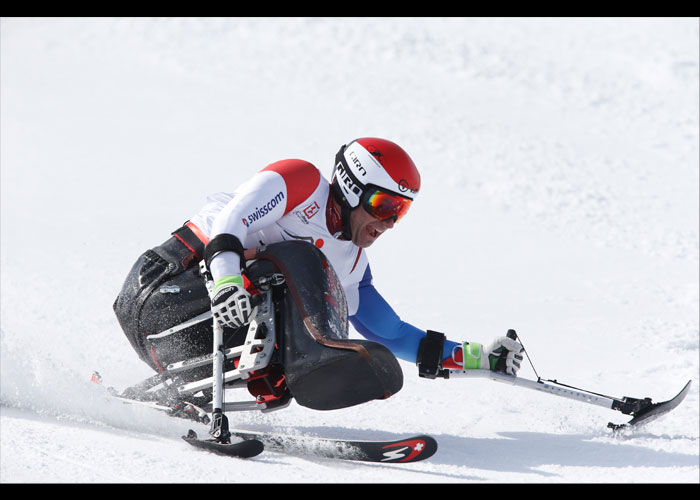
top-left (262, 159), bottom-right (321, 215)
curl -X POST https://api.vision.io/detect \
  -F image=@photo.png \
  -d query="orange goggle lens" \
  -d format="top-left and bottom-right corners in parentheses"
top-left (362, 189), bottom-right (412, 222)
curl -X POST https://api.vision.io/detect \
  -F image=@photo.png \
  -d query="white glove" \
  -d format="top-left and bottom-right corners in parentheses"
top-left (210, 275), bottom-right (257, 329)
top-left (461, 336), bottom-right (524, 376)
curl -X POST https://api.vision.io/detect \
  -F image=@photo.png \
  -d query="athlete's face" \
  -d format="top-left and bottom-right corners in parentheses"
top-left (349, 206), bottom-right (396, 248)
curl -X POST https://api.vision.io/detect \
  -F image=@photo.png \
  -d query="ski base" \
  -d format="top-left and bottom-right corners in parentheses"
top-left (228, 429), bottom-right (438, 463)
top-left (608, 379), bottom-right (692, 431)
top-left (182, 430), bottom-right (264, 458)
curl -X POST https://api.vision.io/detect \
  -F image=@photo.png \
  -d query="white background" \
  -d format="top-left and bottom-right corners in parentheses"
top-left (1, 17), bottom-right (698, 483)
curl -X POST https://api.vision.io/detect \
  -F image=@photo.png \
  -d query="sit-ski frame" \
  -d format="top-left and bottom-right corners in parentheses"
top-left (140, 263), bottom-right (288, 421)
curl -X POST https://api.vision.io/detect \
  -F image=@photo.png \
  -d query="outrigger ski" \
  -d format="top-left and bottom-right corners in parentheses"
top-left (607, 379), bottom-right (692, 431)
top-left (447, 331), bottom-right (693, 432)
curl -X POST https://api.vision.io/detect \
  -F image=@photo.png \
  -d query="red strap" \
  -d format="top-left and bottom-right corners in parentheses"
top-left (350, 248), bottom-right (363, 273)
top-left (172, 234), bottom-right (201, 259)
top-left (150, 345), bottom-right (166, 372)
top-left (186, 221), bottom-right (209, 245)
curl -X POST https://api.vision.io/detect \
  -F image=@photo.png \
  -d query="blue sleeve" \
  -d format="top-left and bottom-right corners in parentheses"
top-left (348, 265), bottom-right (459, 363)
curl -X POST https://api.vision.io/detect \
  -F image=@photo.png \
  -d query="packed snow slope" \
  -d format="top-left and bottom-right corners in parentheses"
top-left (1, 18), bottom-right (698, 483)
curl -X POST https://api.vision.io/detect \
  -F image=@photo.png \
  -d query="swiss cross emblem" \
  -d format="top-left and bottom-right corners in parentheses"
top-left (303, 201), bottom-right (320, 219)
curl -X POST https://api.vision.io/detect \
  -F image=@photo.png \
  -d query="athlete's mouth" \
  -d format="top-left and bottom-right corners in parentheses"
top-left (368, 226), bottom-right (383, 239)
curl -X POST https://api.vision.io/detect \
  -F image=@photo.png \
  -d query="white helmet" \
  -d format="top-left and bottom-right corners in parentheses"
top-left (331, 137), bottom-right (420, 208)
top-left (330, 137), bottom-right (421, 238)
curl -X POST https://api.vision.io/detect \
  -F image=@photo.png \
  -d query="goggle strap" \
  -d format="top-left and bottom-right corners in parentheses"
top-left (333, 145), bottom-right (364, 207)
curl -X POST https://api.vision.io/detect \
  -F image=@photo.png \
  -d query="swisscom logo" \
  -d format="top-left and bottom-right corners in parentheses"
top-left (242, 191), bottom-right (285, 227)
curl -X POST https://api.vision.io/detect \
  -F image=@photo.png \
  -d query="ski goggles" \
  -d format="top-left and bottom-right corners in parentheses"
top-left (361, 187), bottom-right (413, 223)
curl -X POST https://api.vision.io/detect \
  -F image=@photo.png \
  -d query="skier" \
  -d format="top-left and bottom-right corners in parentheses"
top-left (114, 137), bottom-right (523, 388)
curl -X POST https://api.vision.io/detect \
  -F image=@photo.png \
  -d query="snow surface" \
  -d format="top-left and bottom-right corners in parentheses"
top-left (1, 17), bottom-right (698, 483)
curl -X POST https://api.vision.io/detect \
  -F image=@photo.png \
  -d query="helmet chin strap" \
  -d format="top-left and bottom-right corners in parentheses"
top-left (340, 204), bottom-right (352, 241)
top-left (330, 146), bottom-right (356, 241)
top-left (328, 185), bottom-right (354, 241)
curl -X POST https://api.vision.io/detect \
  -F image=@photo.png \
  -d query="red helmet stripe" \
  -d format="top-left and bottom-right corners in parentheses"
top-left (355, 138), bottom-right (421, 194)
